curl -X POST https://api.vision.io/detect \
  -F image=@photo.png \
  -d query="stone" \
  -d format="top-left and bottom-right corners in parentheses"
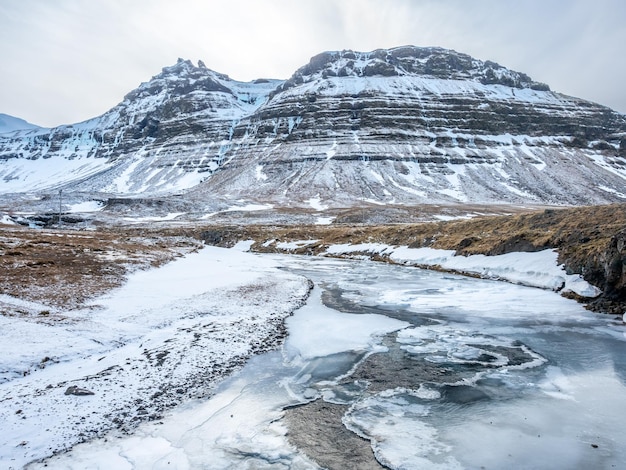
top-left (64, 385), bottom-right (95, 396)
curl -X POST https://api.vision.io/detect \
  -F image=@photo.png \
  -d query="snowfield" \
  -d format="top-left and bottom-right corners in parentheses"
top-left (12, 251), bottom-right (626, 470)
top-left (0, 245), bottom-right (311, 468)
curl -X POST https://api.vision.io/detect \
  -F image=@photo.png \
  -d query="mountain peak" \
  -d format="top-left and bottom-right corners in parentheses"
top-left (1, 46), bottom-right (624, 207)
top-left (279, 46), bottom-right (549, 92)
top-left (122, 58), bottom-right (234, 104)
top-left (0, 113), bottom-right (43, 134)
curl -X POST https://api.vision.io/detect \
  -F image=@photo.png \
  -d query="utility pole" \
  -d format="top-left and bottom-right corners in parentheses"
top-left (58, 189), bottom-right (63, 226)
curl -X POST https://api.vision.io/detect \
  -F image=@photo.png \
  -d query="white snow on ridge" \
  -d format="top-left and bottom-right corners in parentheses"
top-left (0, 114), bottom-right (43, 134)
top-left (276, 239), bottom-right (320, 250)
top-left (122, 212), bottom-right (185, 222)
top-left (324, 244), bottom-right (601, 298)
top-left (68, 201), bottom-right (104, 213)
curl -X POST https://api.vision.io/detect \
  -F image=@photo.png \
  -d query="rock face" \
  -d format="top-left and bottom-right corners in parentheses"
top-left (1, 47), bottom-right (626, 207)
top-left (0, 59), bottom-right (280, 194)
top-left (581, 230), bottom-right (626, 313)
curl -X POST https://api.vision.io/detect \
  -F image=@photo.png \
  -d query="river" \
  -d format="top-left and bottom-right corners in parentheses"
top-left (35, 254), bottom-right (626, 469)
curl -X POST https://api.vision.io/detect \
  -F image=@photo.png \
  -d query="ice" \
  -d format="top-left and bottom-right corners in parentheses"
top-left (443, 368), bottom-right (626, 469)
top-left (326, 243), bottom-right (601, 298)
top-left (343, 391), bottom-right (463, 469)
top-left (283, 287), bottom-right (408, 363)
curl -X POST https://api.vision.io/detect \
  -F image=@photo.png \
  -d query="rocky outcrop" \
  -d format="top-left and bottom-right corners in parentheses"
top-left (572, 230), bottom-right (626, 313)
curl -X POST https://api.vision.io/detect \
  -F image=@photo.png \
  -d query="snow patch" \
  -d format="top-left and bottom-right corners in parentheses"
top-left (307, 196), bottom-right (328, 211)
top-left (68, 201), bottom-right (104, 213)
top-left (276, 240), bottom-right (319, 250)
top-left (255, 164), bottom-right (268, 181)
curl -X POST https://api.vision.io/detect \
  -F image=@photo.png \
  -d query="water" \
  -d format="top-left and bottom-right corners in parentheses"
top-left (36, 255), bottom-right (626, 469)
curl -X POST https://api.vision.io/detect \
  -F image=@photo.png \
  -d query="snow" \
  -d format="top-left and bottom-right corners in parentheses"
top-left (123, 212), bottom-right (185, 222)
top-left (0, 114), bottom-right (42, 134)
top-left (325, 140), bottom-right (338, 159)
top-left (255, 164), bottom-right (268, 181)
top-left (0, 214), bottom-right (17, 225)
top-left (315, 216), bottom-right (335, 225)
top-left (0, 246), bottom-right (311, 468)
top-left (275, 239), bottom-right (319, 250)
top-left (307, 196), bottom-right (328, 211)
top-left (325, 244), bottom-right (601, 298)
top-left (283, 287), bottom-right (408, 363)
top-left (0, 153), bottom-right (113, 194)
top-left (68, 200), bottom-right (104, 213)
top-left (202, 203), bottom-right (274, 218)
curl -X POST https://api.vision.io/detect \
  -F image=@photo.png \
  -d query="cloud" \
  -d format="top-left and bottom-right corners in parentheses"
top-left (0, 0), bottom-right (624, 127)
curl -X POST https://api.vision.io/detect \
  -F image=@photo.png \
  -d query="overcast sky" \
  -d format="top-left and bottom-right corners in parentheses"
top-left (1, 0), bottom-right (624, 128)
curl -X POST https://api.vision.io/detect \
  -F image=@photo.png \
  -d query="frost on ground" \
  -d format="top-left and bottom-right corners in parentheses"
top-left (0, 245), bottom-right (311, 468)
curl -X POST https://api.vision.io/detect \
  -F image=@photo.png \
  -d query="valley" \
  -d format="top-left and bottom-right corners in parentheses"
top-left (1, 45), bottom-right (625, 468)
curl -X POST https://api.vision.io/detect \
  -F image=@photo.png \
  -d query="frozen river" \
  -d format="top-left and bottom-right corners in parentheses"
top-left (34, 254), bottom-right (626, 469)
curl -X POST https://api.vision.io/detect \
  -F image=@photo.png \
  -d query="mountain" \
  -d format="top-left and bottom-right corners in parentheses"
top-left (0, 114), bottom-right (43, 134)
top-left (1, 47), bottom-right (625, 210)
top-left (0, 59), bottom-right (280, 194)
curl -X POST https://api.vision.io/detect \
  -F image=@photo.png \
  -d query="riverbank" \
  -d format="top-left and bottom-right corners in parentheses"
top-left (195, 204), bottom-right (626, 314)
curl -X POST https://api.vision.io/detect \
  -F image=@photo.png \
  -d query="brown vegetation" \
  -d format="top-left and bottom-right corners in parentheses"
top-left (2, 203), bottom-right (625, 318)
top-left (198, 204), bottom-right (626, 314)
top-left (0, 226), bottom-right (201, 315)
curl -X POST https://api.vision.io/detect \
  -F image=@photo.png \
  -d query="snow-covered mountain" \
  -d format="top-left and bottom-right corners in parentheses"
top-left (1, 47), bottom-right (625, 208)
top-left (0, 59), bottom-right (280, 194)
top-left (0, 114), bottom-right (43, 134)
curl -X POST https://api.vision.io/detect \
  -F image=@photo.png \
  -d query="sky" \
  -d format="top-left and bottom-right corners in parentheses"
top-left (0, 0), bottom-right (624, 128)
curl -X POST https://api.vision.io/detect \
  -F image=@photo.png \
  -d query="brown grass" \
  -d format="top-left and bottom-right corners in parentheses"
top-left (198, 204), bottom-right (626, 259)
top-left (0, 226), bottom-right (201, 315)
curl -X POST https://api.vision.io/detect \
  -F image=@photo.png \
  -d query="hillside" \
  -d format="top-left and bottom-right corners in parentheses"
top-left (1, 46), bottom-right (625, 211)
